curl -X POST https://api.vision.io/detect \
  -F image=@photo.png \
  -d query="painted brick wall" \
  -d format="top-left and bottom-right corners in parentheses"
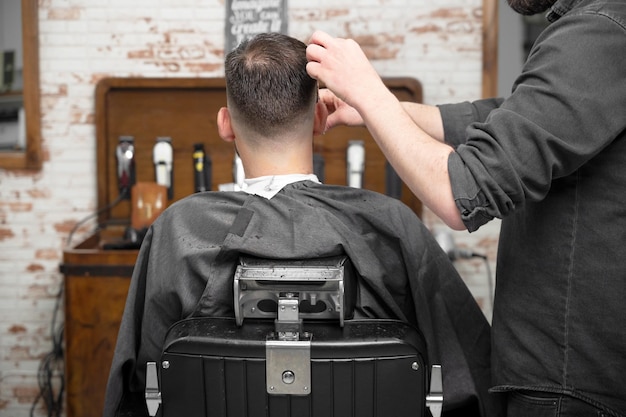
top-left (0, 1), bottom-right (497, 415)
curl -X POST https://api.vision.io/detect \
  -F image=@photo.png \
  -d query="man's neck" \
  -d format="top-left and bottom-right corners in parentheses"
top-left (239, 142), bottom-right (314, 178)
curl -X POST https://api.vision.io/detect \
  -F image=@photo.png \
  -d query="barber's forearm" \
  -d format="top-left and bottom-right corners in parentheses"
top-left (358, 89), bottom-right (466, 230)
top-left (400, 102), bottom-right (446, 143)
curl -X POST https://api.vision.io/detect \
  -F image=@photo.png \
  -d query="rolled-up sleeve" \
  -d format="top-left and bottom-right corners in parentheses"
top-left (439, 100), bottom-right (511, 232)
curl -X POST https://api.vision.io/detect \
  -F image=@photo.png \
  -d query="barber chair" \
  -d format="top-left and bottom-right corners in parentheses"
top-left (145, 256), bottom-right (443, 417)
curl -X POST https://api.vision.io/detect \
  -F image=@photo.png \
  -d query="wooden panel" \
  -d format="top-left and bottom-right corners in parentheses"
top-left (64, 274), bottom-right (132, 417)
top-left (96, 78), bottom-right (232, 224)
top-left (95, 77), bottom-right (423, 224)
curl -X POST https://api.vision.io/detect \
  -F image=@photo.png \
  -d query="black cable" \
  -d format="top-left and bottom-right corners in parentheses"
top-left (65, 190), bottom-right (127, 248)
top-left (30, 283), bottom-right (65, 417)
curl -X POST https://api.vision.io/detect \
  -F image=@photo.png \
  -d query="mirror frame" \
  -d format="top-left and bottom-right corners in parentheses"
top-left (483, 0), bottom-right (499, 98)
top-left (0, 0), bottom-right (42, 169)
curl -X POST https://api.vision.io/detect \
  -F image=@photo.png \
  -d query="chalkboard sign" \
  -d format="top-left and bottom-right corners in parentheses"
top-left (225, 0), bottom-right (288, 53)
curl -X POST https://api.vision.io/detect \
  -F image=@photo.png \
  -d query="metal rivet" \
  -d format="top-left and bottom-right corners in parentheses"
top-left (282, 370), bottom-right (295, 384)
top-left (411, 362), bottom-right (419, 371)
top-left (162, 361), bottom-right (170, 369)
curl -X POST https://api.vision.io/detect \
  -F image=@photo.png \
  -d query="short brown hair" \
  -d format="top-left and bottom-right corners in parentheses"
top-left (225, 33), bottom-right (317, 138)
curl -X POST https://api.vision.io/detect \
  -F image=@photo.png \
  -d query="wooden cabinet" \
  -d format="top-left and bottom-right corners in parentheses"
top-left (61, 77), bottom-right (422, 417)
top-left (62, 231), bottom-right (136, 417)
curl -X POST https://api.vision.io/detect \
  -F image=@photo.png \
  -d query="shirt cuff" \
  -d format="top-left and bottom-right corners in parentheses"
top-left (448, 151), bottom-right (494, 232)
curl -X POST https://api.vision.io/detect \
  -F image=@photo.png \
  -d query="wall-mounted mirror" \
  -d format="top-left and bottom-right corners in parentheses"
top-left (0, 0), bottom-right (41, 169)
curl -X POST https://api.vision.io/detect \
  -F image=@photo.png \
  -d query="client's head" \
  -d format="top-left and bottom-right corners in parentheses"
top-left (218, 33), bottom-right (326, 177)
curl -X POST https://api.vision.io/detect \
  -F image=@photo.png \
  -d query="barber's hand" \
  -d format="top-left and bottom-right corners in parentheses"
top-left (318, 88), bottom-right (363, 130)
top-left (307, 31), bottom-right (388, 113)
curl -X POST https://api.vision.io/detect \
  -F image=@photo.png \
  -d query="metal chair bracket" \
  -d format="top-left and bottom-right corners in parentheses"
top-left (266, 295), bottom-right (312, 395)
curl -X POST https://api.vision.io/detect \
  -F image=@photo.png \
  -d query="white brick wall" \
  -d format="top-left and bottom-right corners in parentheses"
top-left (0, 1), bottom-right (497, 415)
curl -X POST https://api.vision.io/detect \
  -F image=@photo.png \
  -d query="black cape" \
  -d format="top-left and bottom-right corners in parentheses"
top-left (103, 181), bottom-right (502, 416)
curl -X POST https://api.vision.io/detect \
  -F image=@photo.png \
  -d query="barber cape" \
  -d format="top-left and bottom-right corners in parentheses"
top-left (104, 180), bottom-right (503, 417)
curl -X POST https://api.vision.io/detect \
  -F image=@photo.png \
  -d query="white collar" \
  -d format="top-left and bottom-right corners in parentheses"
top-left (242, 174), bottom-right (320, 199)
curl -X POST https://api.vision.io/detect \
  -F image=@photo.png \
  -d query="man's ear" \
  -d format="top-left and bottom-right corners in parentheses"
top-left (313, 100), bottom-right (329, 136)
top-left (217, 107), bottom-right (235, 142)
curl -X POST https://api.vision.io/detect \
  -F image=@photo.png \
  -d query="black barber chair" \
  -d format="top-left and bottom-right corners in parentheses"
top-left (145, 256), bottom-right (443, 417)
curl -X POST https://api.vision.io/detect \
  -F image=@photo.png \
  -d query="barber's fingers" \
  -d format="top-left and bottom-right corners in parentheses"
top-left (307, 32), bottom-right (358, 97)
top-left (306, 30), bottom-right (350, 78)
top-left (318, 88), bottom-right (364, 129)
top-left (306, 46), bottom-right (325, 79)
top-left (306, 32), bottom-right (334, 81)
top-left (317, 88), bottom-right (342, 129)
top-left (308, 30), bottom-right (334, 48)
top-left (318, 89), bottom-right (339, 111)
top-left (306, 31), bottom-right (384, 110)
